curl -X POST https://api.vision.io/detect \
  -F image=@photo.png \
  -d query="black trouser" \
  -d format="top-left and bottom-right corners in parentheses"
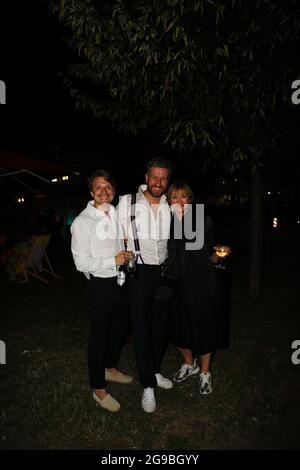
top-left (87, 275), bottom-right (129, 389)
top-left (129, 265), bottom-right (170, 388)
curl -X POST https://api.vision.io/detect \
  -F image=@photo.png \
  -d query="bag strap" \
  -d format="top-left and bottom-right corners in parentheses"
top-left (131, 193), bottom-right (144, 264)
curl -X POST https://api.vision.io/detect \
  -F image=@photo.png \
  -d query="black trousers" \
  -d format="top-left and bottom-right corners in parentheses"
top-left (87, 275), bottom-right (129, 389)
top-left (129, 265), bottom-right (170, 388)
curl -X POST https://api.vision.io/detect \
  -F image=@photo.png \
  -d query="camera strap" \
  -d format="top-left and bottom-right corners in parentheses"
top-left (131, 193), bottom-right (144, 264)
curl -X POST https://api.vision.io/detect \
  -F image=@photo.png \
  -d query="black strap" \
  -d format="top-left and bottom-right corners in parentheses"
top-left (131, 193), bottom-right (144, 264)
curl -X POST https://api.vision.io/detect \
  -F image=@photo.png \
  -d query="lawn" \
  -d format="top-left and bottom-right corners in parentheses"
top-left (0, 229), bottom-right (299, 450)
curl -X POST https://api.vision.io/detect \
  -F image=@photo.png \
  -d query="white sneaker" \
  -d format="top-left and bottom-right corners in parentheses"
top-left (173, 359), bottom-right (200, 383)
top-left (141, 387), bottom-right (156, 413)
top-left (155, 373), bottom-right (174, 389)
top-left (199, 371), bottom-right (213, 395)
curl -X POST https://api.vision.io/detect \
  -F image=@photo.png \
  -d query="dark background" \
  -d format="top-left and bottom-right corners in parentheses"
top-left (1, 1), bottom-right (299, 222)
top-left (0, 0), bottom-right (250, 194)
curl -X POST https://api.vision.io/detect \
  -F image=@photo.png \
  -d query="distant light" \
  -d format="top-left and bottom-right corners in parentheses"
top-left (267, 191), bottom-right (271, 195)
top-left (222, 181), bottom-right (225, 184)
top-left (62, 175), bottom-right (69, 181)
top-left (277, 191), bottom-right (280, 195)
top-left (273, 217), bottom-right (278, 228)
top-left (234, 178), bottom-right (238, 182)
top-left (17, 197), bottom-right (25, 203)
top-left (298, 220), bottom-right (300, 225)
top-left (51, 178), bottom-right (58, 183)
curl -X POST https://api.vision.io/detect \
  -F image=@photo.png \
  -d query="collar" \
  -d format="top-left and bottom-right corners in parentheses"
top-left (86, 200), bottom-right (114, 218)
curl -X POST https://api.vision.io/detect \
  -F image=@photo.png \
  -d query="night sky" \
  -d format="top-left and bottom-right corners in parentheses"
top-left (1, 1), bottom-right (300, 194)
top-left (1, 1), bottom-right (149, 188)
top-left (0, 0), bottom-right (211, 197)
top-left (2, 2), bottom-right (71, 145)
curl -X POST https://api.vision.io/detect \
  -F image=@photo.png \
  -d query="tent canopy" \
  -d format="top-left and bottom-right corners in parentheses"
top-left (0, 149), bottom-right (72, 193)
top-left (0, 149), bottom-right (69, 174)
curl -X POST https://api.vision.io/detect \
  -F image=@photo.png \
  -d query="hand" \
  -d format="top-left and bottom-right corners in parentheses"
top-left (115, 251), bottom-right (134, 266)
top-left (126, 251), bottom-right (134, 262)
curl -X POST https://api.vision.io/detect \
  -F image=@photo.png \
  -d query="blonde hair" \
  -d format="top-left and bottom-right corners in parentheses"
top-left (167, 181), bottom-right (194, 203)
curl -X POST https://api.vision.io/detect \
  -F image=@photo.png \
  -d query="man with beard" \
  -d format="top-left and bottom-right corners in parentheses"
top-left (117, 157), bottom-right (173, 413)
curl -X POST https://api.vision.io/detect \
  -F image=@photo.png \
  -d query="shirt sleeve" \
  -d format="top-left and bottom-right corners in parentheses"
top-left (70, 218), bottom-right (116, 274)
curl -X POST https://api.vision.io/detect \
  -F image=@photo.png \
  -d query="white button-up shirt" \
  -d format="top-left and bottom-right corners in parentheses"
top-left (117, 185), bottom-right (170, 265)
top-left (71, 201), bottom-right (123, 279)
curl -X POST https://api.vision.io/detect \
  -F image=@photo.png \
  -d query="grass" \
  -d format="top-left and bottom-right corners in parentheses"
top-left (0, 229), bottom-right (299, 450)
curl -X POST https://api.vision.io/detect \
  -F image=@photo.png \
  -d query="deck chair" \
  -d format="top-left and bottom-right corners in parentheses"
top-left (16, 234), bottom-right (61, 284)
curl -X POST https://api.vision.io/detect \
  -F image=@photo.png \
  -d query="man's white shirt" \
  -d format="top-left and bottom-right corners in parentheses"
top-left (117, 185), bottom-right (171, 265)
top-left (71, 201), bottom-right (123, 279)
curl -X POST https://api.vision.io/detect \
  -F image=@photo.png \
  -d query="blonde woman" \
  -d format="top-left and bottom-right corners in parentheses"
top-left (167, 181), bottom-right (224, 394)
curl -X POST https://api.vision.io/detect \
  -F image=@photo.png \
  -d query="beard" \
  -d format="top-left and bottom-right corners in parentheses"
top-left (147, 184), bottom-right (165, 198)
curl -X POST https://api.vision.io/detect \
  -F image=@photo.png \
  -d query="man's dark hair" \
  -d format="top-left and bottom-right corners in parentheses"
top-left (87, 170), bottom-right (117, 192)
top-left (146, 157), bottom-right (172, 175)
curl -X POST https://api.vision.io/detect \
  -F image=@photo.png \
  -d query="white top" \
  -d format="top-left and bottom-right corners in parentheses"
top-left (117, 184), bottom-right (170, 265)
top-left (70, 201), bottom-right (123, 279)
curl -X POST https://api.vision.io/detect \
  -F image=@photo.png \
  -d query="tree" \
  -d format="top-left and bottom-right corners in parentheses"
top-left (49, 0), bottom-right (300, 296)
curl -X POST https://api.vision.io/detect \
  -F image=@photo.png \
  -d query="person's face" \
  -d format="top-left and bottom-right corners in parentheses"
top-left (90, 176), bottom-right (115, 209)
top-left (145, 166), bottom-right (170, 199)
top-left (169, 190), bottom-right (191, 212)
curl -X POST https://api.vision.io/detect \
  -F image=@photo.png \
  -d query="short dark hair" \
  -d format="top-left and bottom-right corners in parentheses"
top-left (87, 170), bottom-right (117, 192)
top-left (146, 157), bottom-right (172, 175)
